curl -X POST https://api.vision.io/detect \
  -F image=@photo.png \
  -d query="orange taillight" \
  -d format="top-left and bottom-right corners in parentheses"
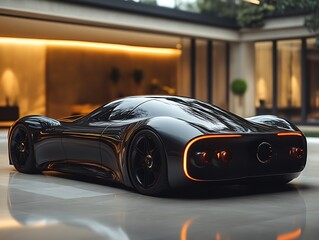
top-left (183, 134), bottom-right (241, 181)
top-left (277, 132), bottom-right (302, 137)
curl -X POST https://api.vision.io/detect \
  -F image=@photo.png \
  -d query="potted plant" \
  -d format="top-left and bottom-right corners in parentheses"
top-left (231, 78), bottom-right (247, 96)
top-left (231, 79), bottom-right (247, 112)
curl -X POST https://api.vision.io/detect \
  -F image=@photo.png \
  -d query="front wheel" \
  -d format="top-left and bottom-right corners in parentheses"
top-left (128, 129), bottom-right (169, 196)
top-left (9, 124), bottom-right (40, 174)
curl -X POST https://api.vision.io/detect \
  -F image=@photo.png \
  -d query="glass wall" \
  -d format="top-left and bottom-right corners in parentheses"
top-left (277, 40), bottom-right (302, 121)
top-left (212, 41), bottom-right (227, 110)
top-left (195, 39), bottom-right (208, 102)
top-left (255, 38), bottom-right (319, 124)
top-left (192, 39), bottom-right (228, 108)
top-left (255, 42), bottom-right (273, 110)
top-left (255, 40), bottom-right (302, 121)
top-left (306, 38), bottom-right (319, 122)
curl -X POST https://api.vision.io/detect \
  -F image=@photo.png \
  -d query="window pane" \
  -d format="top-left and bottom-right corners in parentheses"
top-left (195, 39), bottom-right (207, 102)
top-left (255, 42), bottom-right (273, 110)
top-left (212, 41), bottom-right (227, 110)
top-left (306, 38), bottom-right (319, 122)
top-left (277, 40), bottom-right (301, 121)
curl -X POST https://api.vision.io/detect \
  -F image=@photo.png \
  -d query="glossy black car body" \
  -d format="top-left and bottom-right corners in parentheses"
top-left (8, 96), bottom-right (307, 195)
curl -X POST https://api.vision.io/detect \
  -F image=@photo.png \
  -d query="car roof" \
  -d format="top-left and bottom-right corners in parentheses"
top-left (123, 95), bottom-right (191, 102)
top-left (126, 96), bottom-right (277, 133)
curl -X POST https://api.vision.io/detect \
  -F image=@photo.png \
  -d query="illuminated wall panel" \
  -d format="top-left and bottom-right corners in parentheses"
top-left (0, 37), bottom-right (181, 119)
top-left (0, 42), bottom-right (46, 116)
top-left (45, 44), bottom-right (180, 118)
top-left (255, 41), bottom-right (273, 108)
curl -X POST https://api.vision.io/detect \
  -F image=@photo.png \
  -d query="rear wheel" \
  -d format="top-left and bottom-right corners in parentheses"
top-left (128, 129), bottom-right (168, 196)
top-left (9, 124), bottom-right (40, 174)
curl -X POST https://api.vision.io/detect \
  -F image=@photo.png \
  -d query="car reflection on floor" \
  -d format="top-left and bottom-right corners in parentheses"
top-left (6, 172), bottom-right (306, 240)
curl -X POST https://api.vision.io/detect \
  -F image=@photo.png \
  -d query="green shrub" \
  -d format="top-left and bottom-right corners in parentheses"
top-left (231, 79), bottom-right (247, 96)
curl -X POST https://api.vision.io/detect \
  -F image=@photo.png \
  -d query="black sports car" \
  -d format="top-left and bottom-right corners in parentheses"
top-left (8, 96), bottom-right (307, 195)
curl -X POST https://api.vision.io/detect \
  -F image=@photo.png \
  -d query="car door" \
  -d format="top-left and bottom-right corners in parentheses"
top-left (61, 102), bottom-right (120, 165)
top-left (33, 118), bottom-right (65, 166)
top-left (99, 98), bottom-right (148, 178)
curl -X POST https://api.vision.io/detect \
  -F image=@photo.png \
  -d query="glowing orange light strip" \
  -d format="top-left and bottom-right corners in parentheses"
top-left (183, 134), bottom-right (241, 182)
top-left (277, 228), bottom-right (302, 240)
top-left (277, 132), bottom-right (302, 137)
top-left (0, 37), bottom-right (181, 55)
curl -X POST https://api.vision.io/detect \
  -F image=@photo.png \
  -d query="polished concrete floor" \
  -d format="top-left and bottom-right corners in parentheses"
top-left (1, 129), bottom-right (319, 240)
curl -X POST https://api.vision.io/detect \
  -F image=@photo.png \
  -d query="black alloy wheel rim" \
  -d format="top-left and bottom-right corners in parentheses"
top-left (131, 133), bottom-right (162, 189)
top-left (11, 126), bottom-right (31, 167)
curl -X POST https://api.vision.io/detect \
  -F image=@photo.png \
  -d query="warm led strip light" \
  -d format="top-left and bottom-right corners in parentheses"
top-left (183, 134), bottom-right (242, 181)
top-left (0, 37), bottom-right (181, 55)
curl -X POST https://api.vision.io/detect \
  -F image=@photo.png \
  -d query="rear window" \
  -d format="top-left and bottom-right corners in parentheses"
top-left (132, 98), bottom-right (260, 132)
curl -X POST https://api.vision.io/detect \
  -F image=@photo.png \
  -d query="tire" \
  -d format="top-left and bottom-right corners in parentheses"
top-left (9, 124), bottom-right (40, 174)
top-left (128, 129), bottom-right (169, 196)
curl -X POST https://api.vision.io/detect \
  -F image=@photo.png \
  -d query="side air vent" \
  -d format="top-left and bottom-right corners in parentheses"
top-left (257, 142), bottom-right (272, 163)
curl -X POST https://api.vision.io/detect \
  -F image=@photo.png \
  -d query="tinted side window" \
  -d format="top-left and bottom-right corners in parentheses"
top-left (90, 101), bottom-right (121, 121)
top-left (109, 104), bottom-right (134, 120)
top-left (109, 99), bottom-right (148, 120)
top-left (131, 100), bottom-right (180, 118)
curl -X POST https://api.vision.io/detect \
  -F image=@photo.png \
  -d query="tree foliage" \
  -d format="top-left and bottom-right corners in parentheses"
top-left (196, 0), bottom-right (275, 28)
top-left (270, 0), bottom-right (319, 32)
top-left (236, 2), bottom-right (274, 28)
top-left (196, 0), bottom-right (237, 17)
top-left (195, 0), bottom-right (319, 31)
top-left (133, 0), bottom-right (319, 33)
